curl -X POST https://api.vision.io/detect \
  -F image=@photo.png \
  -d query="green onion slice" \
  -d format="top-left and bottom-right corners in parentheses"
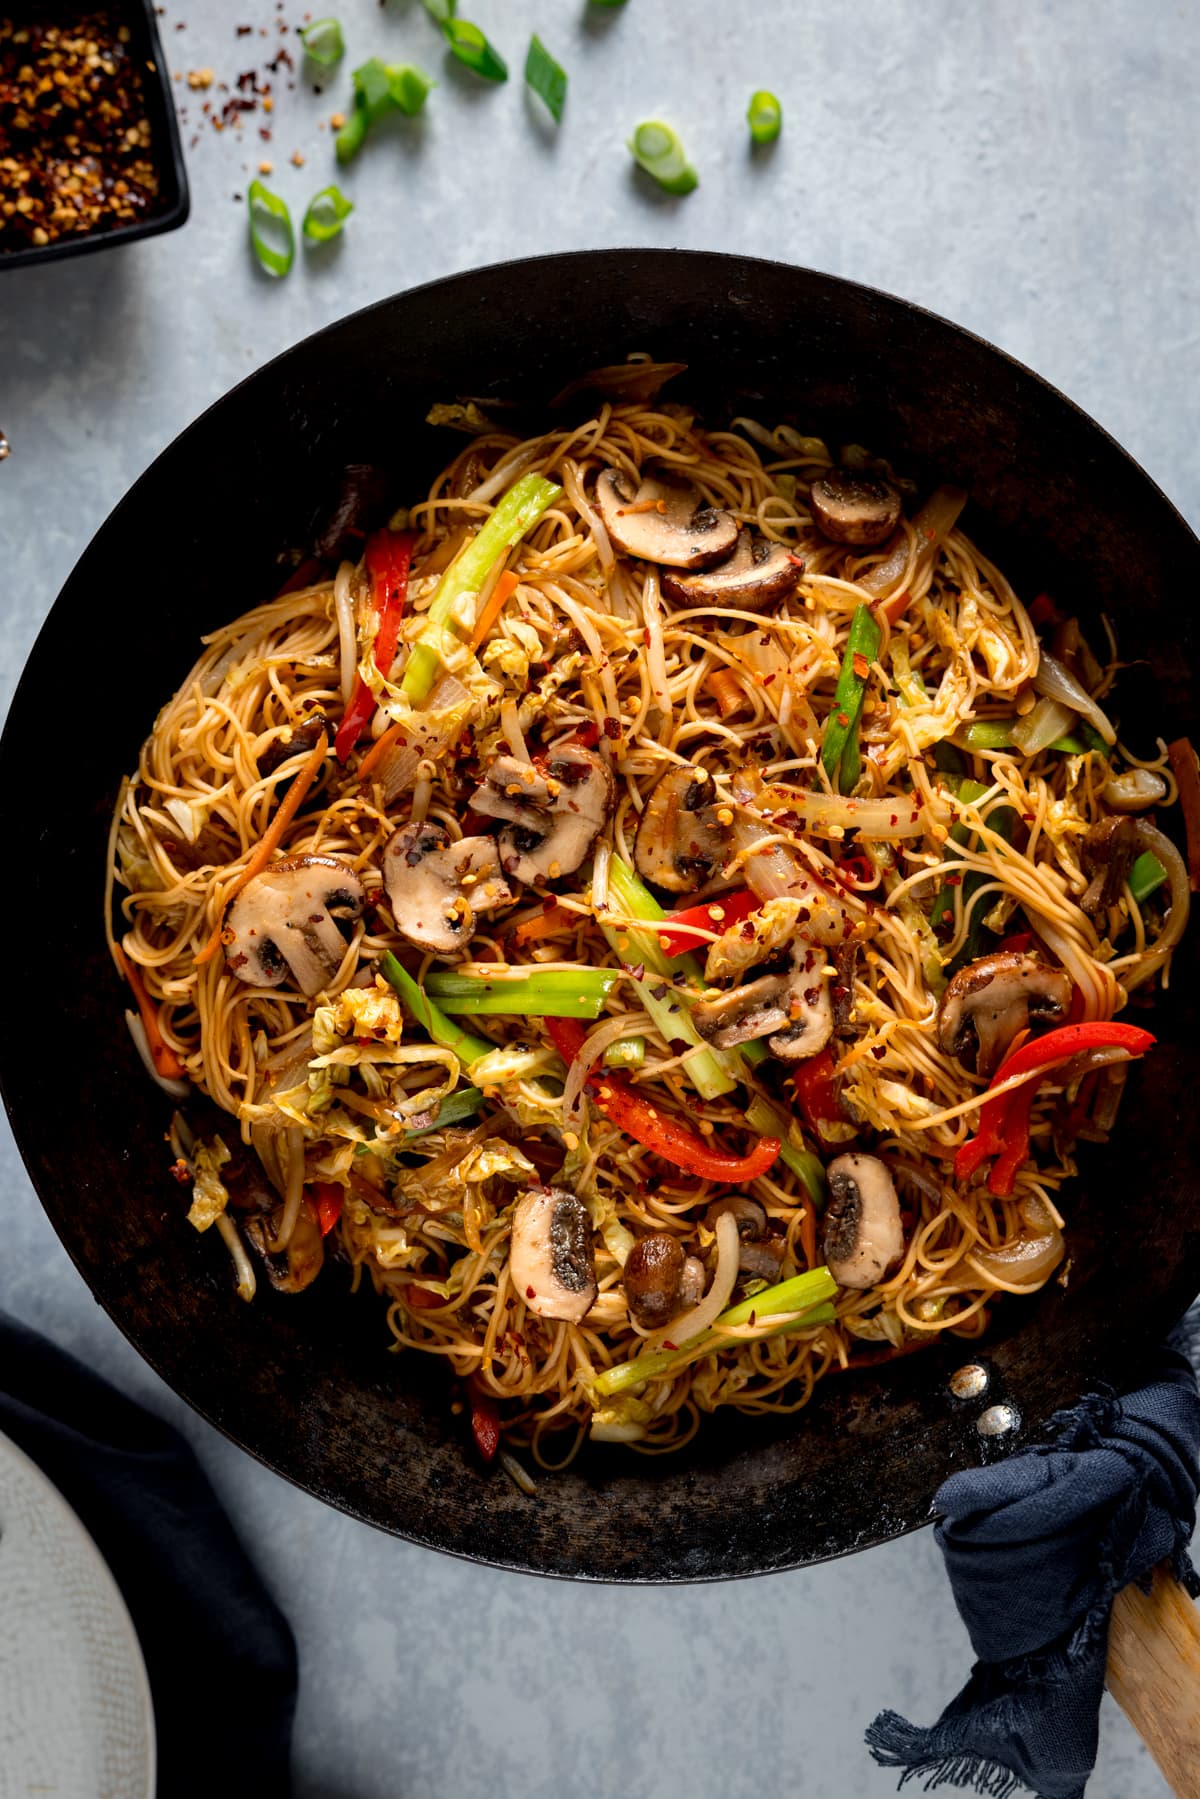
top-left (300, 17), bottom-right (345, 68)
top-left (820, 603), bottom-right (882, 791)
top-left (424, 967), bottom-right (620, 1019)
top-left (747, 90), bottom-right (782, 144)
top-left (302, 185), bottom-right (354, 243)
top-left (247, 180), bottom-right (294, 278)
top-left (334, 105), bottom-right (368, 163)
top-left (353, 57), bottom-right (395, 126)
top-left (1129, 851), bottom-right (1168, 903)
top-left (422, 0), bottom-right (456, 21)
top-left (524, 34), bottom-right (567, 121)
top-left (404, 1086), bottom-right (485, 1137)
top-left (390, 63), bottom-right (434, 115)
top-left (628, 120), bottom-right (697, 194)
top-left (379, 953), bottom-right (494, 1067)
top-left (444, 19), bottom-right (508, 82)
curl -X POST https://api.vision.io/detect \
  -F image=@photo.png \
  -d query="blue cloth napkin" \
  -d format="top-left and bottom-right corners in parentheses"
top-left (865, 1329), bottom-right (1200, 1799)
top-left (0, 1312), bottom-right (297, 1797)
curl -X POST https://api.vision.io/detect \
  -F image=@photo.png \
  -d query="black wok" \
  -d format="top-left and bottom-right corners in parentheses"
top-left (2, 250), bottom-right (1198, 1581)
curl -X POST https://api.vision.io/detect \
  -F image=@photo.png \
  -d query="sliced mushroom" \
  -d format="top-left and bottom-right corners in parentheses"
top-left (693, 947), bottom-right (834, 1060)
top-left (809, 470), bottom-right (902, 547)
top-left (633, 763), bottom-right (730, 893)
top-left (244, 1207), bottom-right (325, 1294)
top-left (224, 856), bottom-right (365, 996)
top-left (823, 1154), bottom-right (905, 1290)
top-left (470, 744), bottom-right (613, 887)
top-left (937, 952), bottom-right (1072, 1078)
top-left (704, 1195), bottom-right (784, 1279)
top-left (1080, 815), bottom-right (1140, 918)
top-left (595, 467), bottom-right (739, 569)
top-left (660, 530), bottom-right (802, 611)
top-left (258, 711), bottom-right (329, 778)
top-left (623, 1233), bottom-right (686, 1329)
top-left (510, 1186), bottom-right (597, 1322)
top-left (382, 822), bottom-right (512, 956)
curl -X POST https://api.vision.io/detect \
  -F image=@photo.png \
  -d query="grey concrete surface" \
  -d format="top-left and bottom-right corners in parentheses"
top-left (2, 2), bottom-right (1197, 1795)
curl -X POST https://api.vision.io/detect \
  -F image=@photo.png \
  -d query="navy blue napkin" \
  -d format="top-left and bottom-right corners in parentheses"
top-left (866, 1332), bottom-right (1200, 1799)
top-left (0, 1312), bottom-right (297, 1798)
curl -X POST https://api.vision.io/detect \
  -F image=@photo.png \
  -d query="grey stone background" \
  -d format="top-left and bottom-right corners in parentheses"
top-left (2, 2), bottom-right (1197, 1795)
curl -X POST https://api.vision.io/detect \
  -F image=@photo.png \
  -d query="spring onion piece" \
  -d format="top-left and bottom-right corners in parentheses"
top-left (247, 180), bottom-right (294, 278)
top-left (1010, 695), bottom-right (1077, 757)
top-left (404, 1086), bottom-right (485, 1137)
top-left (604, 1036), bottom-right (645, 1070)
top-left (424, 967), bottom-right (620, 1018)
top-left (402, 472), bottom-right (561, 702)
top-left (335, 105), bottom-right (368, 163)
top-left (628, 120), bottom-right (698, 195)
top-left (352, 56), bottom-right (395, 125)
top-left (747, 90), bottom-right (782, 144)
top-left (594, 1266), bottom-right (837, 1398)
top-left (302, 186), bottom-right (354, 243)
top-left (1034, 652), bottom-right (1117, 745)
top-left (390, 64), bottom-right (435, 114)
top-left (1129, 851), bottom-right (1168, 903)
top-left (524, 34), bottom-right (566, 121)
top-left (444, 19), bottom-right (508, 81)
top-left (380, 952), bottom-right (494, 1066)
top-left (744, 1094), bottom-right (825, 1205)
top-left (300, 17), bottom-right (344, 67)
top-left (961, 720), bottom-right (1015, 751)
top-left (821, 604), bottom-right (882, 792)
top-left (337, 59), bottom-right (433, 162)
top-left (422, 0), bottom-right (456, 21)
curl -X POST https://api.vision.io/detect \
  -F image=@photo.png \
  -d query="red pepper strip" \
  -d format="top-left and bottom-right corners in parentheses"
top-left (955, 1021), bottom-right (1156, 1192)
top-left (543, 1016), bottom-right (780, 1182)
top-left (404, 1283), bottom-right (445, 1310)
top-left (334, 529), bottom-right (418, 762)
top-left (790, 1048), bottom-right (844, 1140)
top-left (308, 1181), bottom-right (344, 1237)
top-left (659, 889), bottom-right (760, 957)
top-left (995, 930), bottom-right (1035, 956)
top-left (468, 1381), bottom-right (500, 1463)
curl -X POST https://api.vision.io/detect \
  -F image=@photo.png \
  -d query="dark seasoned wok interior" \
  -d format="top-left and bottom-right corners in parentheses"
top-left (2, 251), bottom-right (1197, 1579)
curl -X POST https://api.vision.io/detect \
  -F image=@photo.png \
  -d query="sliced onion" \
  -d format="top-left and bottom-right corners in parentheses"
top-left (1122, 819), bottom-right (1191, 989)
top-left (733, 777), bottom-right (948, 848)
top-left (1034, 652), bottom-right (1116, 745)
top-left (376, 673), bottom-right (472, 805)
top-left (561, 1014), bottom-right (640, 1121)
top-left (1010, 695), bottom-right (1076, 756)
top-left (968, 1221), bottom-right (1064, 1289)
top-left (334, 560), bottom-right (358, 705)
top-left (215, 1212), bottom-right (257, 1302)
top-left (652, 1209), bottom-right (740, 1350)
top-left (860, 485), bottom-right (967, 599)
top-left (125, 1011), bottom-right (190, 1099)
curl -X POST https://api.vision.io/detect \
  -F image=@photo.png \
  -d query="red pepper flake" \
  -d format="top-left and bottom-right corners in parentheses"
top-left (603, 715), bottom-right (622, 739)
top-left (836, 712), bottom-right (850, 728)
top-left (525, 1286), bottom-right (536, 1300)
top-left (168, 1159), bottom-right (191, 1184)
top-left (852, 651), bottom-right (870, 681)
top-left (889, 814), bottom-right (898, 826)
top-left (662, 1340), bottom-right (678, 1352)
top-left (944, 874), bottom-right (963, 887)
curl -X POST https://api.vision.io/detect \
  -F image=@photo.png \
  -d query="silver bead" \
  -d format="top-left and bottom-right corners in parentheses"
top-left (948, 1363), bottom-right (989, 1400)
top-left (976, 1402), bottom-right (1021, 1439)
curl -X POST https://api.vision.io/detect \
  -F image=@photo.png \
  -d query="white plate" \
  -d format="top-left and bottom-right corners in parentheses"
top-left (0, 1426), bottom-right (155, 1799)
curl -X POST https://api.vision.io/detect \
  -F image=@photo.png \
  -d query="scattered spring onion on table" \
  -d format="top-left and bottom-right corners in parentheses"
top-left (337, 58), bottom-right (433, 162)
top-left (821, 604), bottom-right (881, 792)
top-left (443, 19), bottom-right (508, 81)
top-left (525, 35), bottom-right (567, 121)
top-left (424, 967), bottom-right (620, 1018)
top-left (302, 186), bottom-right (354, 243)
top-left (247, 180), bottom-right (294, 278)
top-left (628, 120), bottom-right (698, 194)
top-left (299, 17), bottom-right (345, 68)
top-left (402, 473), bottom-right (561, 702)
top-left (747, 90), bottom-right (782, 143)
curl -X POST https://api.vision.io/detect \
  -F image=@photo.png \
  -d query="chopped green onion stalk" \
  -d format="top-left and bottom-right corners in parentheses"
top-left (628, 120), bottom-right (698, 195)
top-left (352, 56), bottom-right (395, 125)
top-left (402, 472), bottom-right (562, 701)
top-left (444, 19), bottom-right (508, 81)
top-left (422, 0), bottom-right (456, 21)
top-left (334, 105), bottom-right (368, 163)
top-left (390, 63), bottom-right (434, 115)
top-left (962, 720), bottom-right (1015, 751)
top-left (380, 953), bottom-right (493, 1066)
top-left (1129, 851), bottom-right (1168, 903)
top-left (744, 1094), bottom-right (825, 1204)
top-left (302, 185), bottom-right (354, 243)
top-left (747, 90), bottom-right (782, 144)
top-left (247, 180), bottom-right (294, 278)
top-left (404, 1086), bottom-right (485, 1137)
top-left (821, 604), bottom-right (881, 792)
top-left (300, 17), bottom-right (344, 67)
top-left (424, 967), bottom-right (619, 1018)
top-left (603, 1036), bottom-right (645, 1070)
top-left (525, 34), bottom-right (566, 121)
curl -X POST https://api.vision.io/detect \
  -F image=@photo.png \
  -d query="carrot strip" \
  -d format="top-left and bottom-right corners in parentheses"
top-left (116, 945), bottom-right (187, 1079)
top-left (356, 718), bottom-right (407, 786)
top-left (798, 1196), bottom-right (817, 1271)
top-left (469, 569), bottom-right (520, 650)
top-left (512, 901), bottom-right (574, 946)
top-left (195, 731), bottom-right (329, 965)
top-left (705, 667), bottom-right (747, 719)
top-left (879, 587), bottom-right (912, 626)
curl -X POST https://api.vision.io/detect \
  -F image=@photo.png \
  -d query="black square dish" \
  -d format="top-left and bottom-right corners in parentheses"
top-left (0, 0), bottom-right (189, 270)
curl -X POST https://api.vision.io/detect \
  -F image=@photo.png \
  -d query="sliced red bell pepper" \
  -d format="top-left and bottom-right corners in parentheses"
top-left (335, 528), bottom-right (418, 763)
top-left (307, 1181), bottom-right (344, 1237)
top-left (659, 889), bottom-right (761, 958)
top-left (790, 1048), bottom-right (845, 1142)
top-left (544, 1016), bottom-right (780, 1182)
top-left (995, 931), bottom-right (1035, 957)
top-left (955, 1020), bottom-right (1156, 1196)
top-left (468, 1381), bottom-right (501, 1463)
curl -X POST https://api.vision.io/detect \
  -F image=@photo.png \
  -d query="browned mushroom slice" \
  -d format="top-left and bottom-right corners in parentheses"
top-left (823, 1154), bottom-right (904, 1289)
top-left (257, 711), bottom-right (329, 778)
top-left (470, 744), bottom-right (613, 887)
top-left (693, 947), bottom-right (834, 1060)
top-left (1080, 815), bottom-right (1140, 917)
top-left (224, 856), bottom-right (365, 997)
top-left (809, 470), bottom-right (902, 547)
top-left (594, 467), bottom-right (739, 569)
top-left (660, 531), bottom-right (802, 611)
top-left (510, 1186), bottom-right (597, 1322)
top-left (633, 763), bottom-right (730, 893)
top-left (622, 1233), bottom-right (686, 1329)
top-left (704, 1195), bottom-right (786, 1280)
top-left (382, 821), bottom-right (511, 956)
top-left (244, 1206), bottom-right (325, 1294)
top-left (937, 952), bottom-right (1072, 1077)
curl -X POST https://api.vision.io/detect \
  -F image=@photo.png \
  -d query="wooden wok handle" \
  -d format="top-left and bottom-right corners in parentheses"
top-left (1107, 1566), bottom-right (1200, 1797)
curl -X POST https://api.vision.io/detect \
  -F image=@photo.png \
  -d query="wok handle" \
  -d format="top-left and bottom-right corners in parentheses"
top-left (1107, 1565), bottom-right (1200, 1798)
